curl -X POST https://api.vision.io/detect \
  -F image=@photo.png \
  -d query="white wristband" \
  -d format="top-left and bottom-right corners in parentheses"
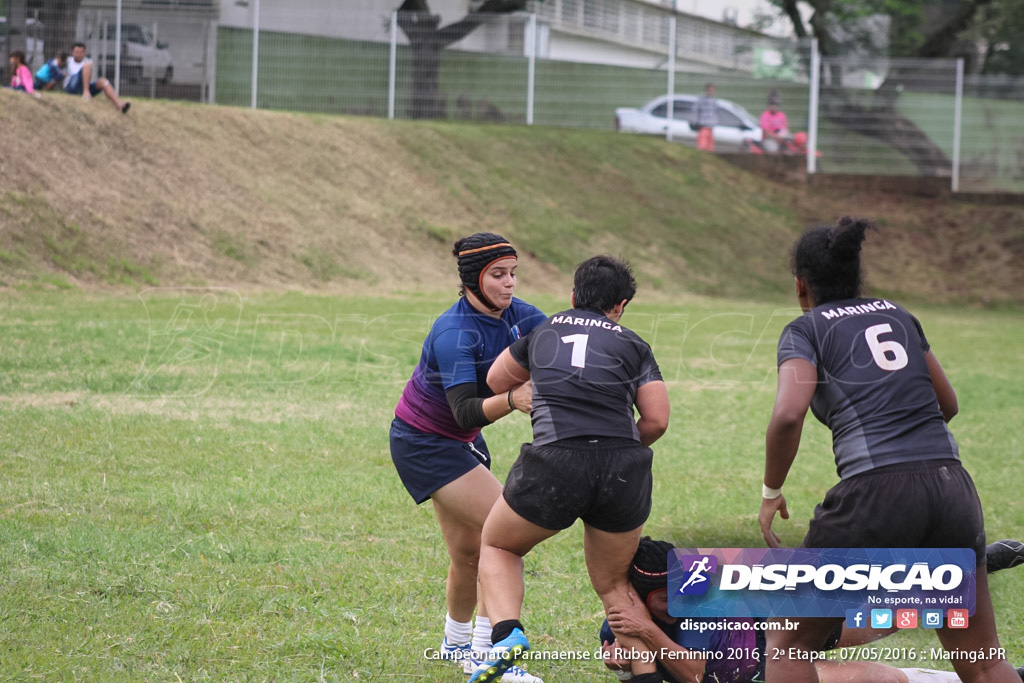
top-left (762, 484), bottom-right (783, 500)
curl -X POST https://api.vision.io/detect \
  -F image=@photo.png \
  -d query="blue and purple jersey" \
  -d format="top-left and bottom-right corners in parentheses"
top-left (395, 296), bottom-right (545, 442)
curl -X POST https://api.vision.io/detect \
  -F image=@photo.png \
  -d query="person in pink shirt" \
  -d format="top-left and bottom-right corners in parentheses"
top-left (759, 90), bottom-right (790, 153)
top-left (7, 51), bottom-right (36, 96)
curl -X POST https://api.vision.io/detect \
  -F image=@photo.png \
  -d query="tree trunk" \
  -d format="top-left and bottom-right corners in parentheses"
top-left (395, 0), bottom-right (524, 120)
top-left (819, 78), bottom-right (950, 176)
top-left (397, 11), bottom-right (446, 119)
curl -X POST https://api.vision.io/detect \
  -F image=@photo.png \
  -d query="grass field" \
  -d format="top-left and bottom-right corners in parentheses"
top-left (1, 288), bottom-right (1021, 680)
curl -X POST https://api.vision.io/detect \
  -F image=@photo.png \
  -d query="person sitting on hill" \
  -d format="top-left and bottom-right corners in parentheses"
top-left (759, 90), bottom-right (790, 153)
top-left (33, 51), bottom-right (68, 91)
top-left (5, 50), bottom-right (37, 96)
top-left (63, 42), bottom-right (130, 114)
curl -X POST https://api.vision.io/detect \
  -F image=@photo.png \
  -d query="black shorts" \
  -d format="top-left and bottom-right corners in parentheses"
top-left (502, 437), bottom-right (653, 533)
top-left (803, 459), bottom-right (986, 565)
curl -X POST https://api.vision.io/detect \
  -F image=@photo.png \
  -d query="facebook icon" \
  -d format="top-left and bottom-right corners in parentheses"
top-left (846, 609), bottom-right (866, 629)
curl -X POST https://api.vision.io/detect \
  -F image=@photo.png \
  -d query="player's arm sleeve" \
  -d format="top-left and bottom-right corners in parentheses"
top-left (636, 340), bottom-right (663, 387)
top-left (431, 327), bottom-right (491, 430)
top-left (910, 314), bottom-right (931, 353)
top-left (507, 335), bottom-right (530, 369)
top-left (445, 382), bottom-right (491, 430)
top-left (776, 319), bottom-right (817, 367)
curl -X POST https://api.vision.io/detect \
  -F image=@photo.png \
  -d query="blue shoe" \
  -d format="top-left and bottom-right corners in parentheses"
top-left (467, 628), bottom-right (531, 683)
top-left (439, 637), bottom-right (472, 673)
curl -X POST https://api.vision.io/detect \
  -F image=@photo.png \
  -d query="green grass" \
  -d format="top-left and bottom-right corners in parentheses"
top-left (0, 289), bottom-right (1021, 680)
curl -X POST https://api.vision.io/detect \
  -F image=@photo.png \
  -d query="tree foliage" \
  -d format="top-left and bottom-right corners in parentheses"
top-left (764, 0), bottom-right (1024, 72)
top-left (764, 0), bottom-right (1002, 174)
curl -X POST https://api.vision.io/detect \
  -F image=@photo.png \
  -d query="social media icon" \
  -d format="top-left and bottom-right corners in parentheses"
top-left (948, 609), bottom-right (969, 629)
top-left (922, 610), bottom-right (943, 628)
top-left (896, 609), bottom-right (918, 628)
top-left (871, 609), bottom-right (893, 629)
top-left (846, 609), bottom-right (866, 629)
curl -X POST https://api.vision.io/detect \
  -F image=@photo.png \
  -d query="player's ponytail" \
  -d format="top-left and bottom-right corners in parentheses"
top-left (791, 216), bottom-right (876, 305)
top-left (830, 216), bottom-right (874, 265)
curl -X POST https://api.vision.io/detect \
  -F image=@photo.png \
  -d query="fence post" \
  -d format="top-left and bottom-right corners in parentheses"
top-left (150, 22), bottom-right (158, 99)
top-left (114, 0), bottom-right (123, 94)
top-left (666, 15), bottom-right (676, 142)
top-left (526, 13), bottom-right (536, 125)
top-left (952, 58), bottom-right (963, 193)
top-left (388, 11), bottom-right (398, 120)
top-left (806, 38), bottom-right (820, 174)
top-left (250, 0), bottom-right (260, 109)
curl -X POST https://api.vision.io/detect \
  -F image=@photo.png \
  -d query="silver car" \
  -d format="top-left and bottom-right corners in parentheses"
top-left (615, 94), bottom-right (763, 152)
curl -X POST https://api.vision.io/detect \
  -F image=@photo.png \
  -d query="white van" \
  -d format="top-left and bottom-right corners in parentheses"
top-left (90, 22), bottom-right (173, 84)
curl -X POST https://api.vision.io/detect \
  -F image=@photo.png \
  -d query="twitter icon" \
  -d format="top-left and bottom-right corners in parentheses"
top-left (871, 609), bottom-right (893, 629)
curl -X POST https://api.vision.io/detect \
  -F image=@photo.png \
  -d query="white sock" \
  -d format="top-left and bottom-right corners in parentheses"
top-left (444, 613), bottom-right (473, 646)
top-left (473, 615), bottom-right (492, 655)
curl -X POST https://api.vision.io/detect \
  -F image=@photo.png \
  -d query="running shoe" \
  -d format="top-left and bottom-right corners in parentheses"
top-left (467, 628), bottom-right (531, 683)
top-left (986, 539), bottom-right (1024, 575)
top-left (487, 663), bottom-right (543, 683)
top-left (440, 637), bottom-right (473, 673)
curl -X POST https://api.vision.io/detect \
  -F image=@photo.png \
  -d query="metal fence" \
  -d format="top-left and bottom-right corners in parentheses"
top-left (5, 1), bottom-right (1023, 193)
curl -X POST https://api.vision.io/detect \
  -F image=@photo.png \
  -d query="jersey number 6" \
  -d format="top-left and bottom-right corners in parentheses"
top-left (864, 323), bottom-right (909, 371)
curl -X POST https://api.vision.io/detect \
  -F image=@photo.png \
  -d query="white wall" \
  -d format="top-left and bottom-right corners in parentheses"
top-left (548, 32), bottom-right (713, 72)
top-left (219, 0), bottom-right (474, 41)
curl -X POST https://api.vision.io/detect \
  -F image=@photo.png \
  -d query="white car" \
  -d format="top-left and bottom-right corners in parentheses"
top-left (615, 94), bottom-right (763, 152)
top-left (0, 17), bottom-right (45, 67)
top-left (90, 22), bottom-right (174, 84)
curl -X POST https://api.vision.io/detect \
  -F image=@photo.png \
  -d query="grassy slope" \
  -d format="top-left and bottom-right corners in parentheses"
top-left (1, 90), bottom-right (1022, 305)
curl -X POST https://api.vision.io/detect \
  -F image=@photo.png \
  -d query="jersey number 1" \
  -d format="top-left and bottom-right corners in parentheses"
top-left (561, 334), bottom-right (589, 368)
top-left (864, 323), bottom-right (908, 371)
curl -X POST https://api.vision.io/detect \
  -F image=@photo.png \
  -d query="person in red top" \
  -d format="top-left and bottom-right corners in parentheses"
top-left (759, 90), bottom-right (790, 153)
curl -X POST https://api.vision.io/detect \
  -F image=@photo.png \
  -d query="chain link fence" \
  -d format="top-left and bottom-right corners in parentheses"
top-left (4, 1), bottom-right (1023, 193)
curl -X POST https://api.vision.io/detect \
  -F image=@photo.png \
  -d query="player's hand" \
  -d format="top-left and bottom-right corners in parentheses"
top-left (511, 380), bottom-right (532, 413)
top-left (759, 493), bottom-right (789, 548)
top-left (601, 639), bottom-right (630, 673)
top-left (607, 590), bottom-right (652, 639)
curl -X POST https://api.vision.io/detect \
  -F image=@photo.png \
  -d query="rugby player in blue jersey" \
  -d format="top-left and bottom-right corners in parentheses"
top-left (390, 232), bottom-right (546, 682)
top-left (471, 255), bottom-right (671, 683)
top-left (758, 217), bottom-right (1019, 683)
